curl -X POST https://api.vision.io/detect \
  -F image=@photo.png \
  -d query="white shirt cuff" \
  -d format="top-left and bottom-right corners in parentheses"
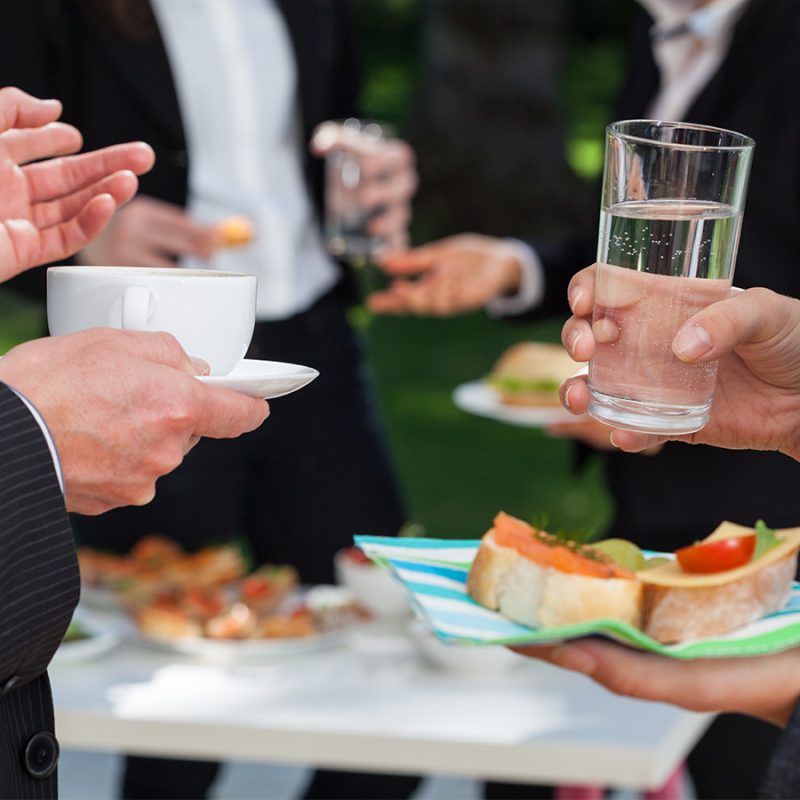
top-left (10, 388), bottom-right (65, 496)
top-left (485, 239), bottom-right (545, 317)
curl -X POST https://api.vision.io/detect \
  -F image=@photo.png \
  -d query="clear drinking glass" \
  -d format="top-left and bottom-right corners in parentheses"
top-left (324, 118), bottom-right (395, 262)
top-left (587, 120), bottom-right (755, 434)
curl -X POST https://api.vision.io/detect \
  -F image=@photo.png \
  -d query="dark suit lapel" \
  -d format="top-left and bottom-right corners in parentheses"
top-left (686, 0), bottom-right (776, 124)
top-left (275, 0), bottom-right (336, 138)
top-left (613, 12), bottom-right (660, 121)
top-left (76, 0), bottom-right (185, 147)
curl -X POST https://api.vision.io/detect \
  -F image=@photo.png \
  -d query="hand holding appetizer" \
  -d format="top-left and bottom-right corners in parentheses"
top-left (513, 638), bottom-right (800, 728)
top-left (215, 215), bottom-right (255, 248)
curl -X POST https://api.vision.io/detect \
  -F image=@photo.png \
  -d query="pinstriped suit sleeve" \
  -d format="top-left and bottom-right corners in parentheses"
top-left (0, 382), bottom-right (80, 798)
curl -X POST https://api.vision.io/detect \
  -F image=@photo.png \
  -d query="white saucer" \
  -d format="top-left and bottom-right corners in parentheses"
top-left (452, 380), bottom-right (583, 427)
top-left (197, 359), bottom-right (319, 399)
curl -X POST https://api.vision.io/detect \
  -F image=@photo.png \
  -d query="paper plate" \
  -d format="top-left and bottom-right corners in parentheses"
top-left (355, 536), bottom-right (800, 660)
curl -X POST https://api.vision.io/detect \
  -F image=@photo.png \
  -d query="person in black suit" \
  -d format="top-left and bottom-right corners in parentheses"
top-left (369, 0), bottom-right (800, 796)
top-left (0, 87), bottom-right (269, 800)
top-left (0, 2), bottom-right (419, 798)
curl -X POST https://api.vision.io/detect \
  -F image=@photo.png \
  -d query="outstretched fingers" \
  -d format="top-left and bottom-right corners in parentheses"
top-left (34, 193), bottom-right (121, 265)
top-left (0, 193), bottom-right (121, 275)
top-left (32, 170), bottom-right (139, 230)
top-left (0, 88), bottom-right (63, 134)
top-left (0, 122), bottom-right (82, 165)
top-left (24, 141), bottom-right (155, 203)
top-left (378, 243), bottom-right (443, 276)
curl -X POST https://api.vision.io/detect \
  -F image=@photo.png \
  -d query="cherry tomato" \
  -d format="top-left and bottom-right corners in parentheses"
top-left (241, 576), bottom-right (273, 600)
top-left (675, 535), bottom-right (756, 574)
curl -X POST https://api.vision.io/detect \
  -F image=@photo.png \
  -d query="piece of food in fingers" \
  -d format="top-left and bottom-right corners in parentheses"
top-left (467, 512), bottom-right (643, 629)
top-left (487, 342), bottom-right (580, 407)
top-left (640, 521), bottom-right (800, 643)
top-left (215, 215), bottom-right (254, 248)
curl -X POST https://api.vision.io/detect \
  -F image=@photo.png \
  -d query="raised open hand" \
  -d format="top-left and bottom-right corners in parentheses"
top-left (0, 87), bottom-right (154, 280)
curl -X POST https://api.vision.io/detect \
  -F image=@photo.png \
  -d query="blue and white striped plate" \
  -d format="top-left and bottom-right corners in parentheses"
top-left (355, 536), bottom-right (800, 659)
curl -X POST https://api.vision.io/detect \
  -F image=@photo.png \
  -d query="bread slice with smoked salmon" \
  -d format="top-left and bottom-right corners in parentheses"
top-left (467, 512), bottom-right (643, 629)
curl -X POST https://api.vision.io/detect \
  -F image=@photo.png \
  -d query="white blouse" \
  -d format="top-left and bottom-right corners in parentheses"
top-left (151, 0), bottom-right (338, 321)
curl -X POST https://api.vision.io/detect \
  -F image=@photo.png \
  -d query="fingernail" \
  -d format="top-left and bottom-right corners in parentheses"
top-left (673, 324), bottom-right (713, 362)
top-left (552, 645), bottom-right (596, 676)
top-left (609, 431), bottom-right (623, 449)
top-left (563, 383), bottom-right (575, 410)
top-left (568, 327), bottom-right (582, 353)
top-left (568, 286), bottom-right (584, 312)
top-left (190, 357), bottom-right (210, 376)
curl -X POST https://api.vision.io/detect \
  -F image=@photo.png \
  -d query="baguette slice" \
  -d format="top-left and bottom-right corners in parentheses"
top-left (641, 522), bottom-right (800, 644)
top-left (467, 514), bottom-right (643, 629)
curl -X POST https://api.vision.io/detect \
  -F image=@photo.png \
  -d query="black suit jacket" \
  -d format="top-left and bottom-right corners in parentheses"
top-left (0, 0), bottom-right (361, 298)
top-left (0, 384), bottom-right (80, 799)
top-left (761, 701), bottom-right (800, 798)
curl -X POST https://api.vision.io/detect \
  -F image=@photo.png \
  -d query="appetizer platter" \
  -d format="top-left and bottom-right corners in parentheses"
top-left (78, 537), bottom-right (369, 659)
top-left (134, 584), bottom-right (368, 659)
top-left (452, 342), bottom-right (583, 427)
top-left (78, 536), bottom-right (248, 608)
top-left (355, 513), bottom-right (800, 658)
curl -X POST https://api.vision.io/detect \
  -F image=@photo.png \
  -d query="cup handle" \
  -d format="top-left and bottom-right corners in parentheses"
top-left (121, 286), bottom-right (154, 330)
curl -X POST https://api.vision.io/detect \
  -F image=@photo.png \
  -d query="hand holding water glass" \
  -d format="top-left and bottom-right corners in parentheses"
top-left (313, 118), bottom-right (416, 261)
top-left (587, 120), bottom-right (754, 434)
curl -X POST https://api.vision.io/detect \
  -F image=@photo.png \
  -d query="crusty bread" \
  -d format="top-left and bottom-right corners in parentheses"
top-left (644, 551), bottom-right (796, 644)
top-left (469, 519), bottom-right (800, 642)
top-left (467, 530), bottom-right (643, 629)
top-left (498, 391), bottom-right (563, 408)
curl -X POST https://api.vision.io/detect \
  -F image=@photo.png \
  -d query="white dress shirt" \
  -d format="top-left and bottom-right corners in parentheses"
top-left (151, 0), bottom-right (339, 321)
top-left (641, 0), bottom-right (750, 121)
top-left (11, 389), bottom-right (64, 496)
top-left (495, 0), bottom-right (751, 315)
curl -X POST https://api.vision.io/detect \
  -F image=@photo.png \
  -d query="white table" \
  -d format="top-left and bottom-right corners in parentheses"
top-left (51, 623), bottom-right (711, 791)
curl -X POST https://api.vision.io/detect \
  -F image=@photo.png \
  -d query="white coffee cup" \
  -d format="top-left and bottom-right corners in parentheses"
top-left (47, 266), bottom-right (257, 376)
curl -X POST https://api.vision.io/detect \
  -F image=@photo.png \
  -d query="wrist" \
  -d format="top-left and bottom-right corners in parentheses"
top-left (497, 248), bottom-right (523, 295)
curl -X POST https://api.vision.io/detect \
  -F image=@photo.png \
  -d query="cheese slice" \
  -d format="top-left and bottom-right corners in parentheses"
top-left (638, 521), bottom-right (800, 587)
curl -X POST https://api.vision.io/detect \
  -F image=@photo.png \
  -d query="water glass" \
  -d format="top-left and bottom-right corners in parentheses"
top-left (588, 120), bottom-right (754, 434)
top-left (324, 118), bottom-right (394, 262)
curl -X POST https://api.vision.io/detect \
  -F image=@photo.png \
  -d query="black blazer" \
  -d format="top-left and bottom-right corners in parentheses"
top-left (535, 0), bottom-right (800, 315)
top-left (0, 0), bottom-right (361, 297)
top-left (0, 384), bottom-right (80, 799)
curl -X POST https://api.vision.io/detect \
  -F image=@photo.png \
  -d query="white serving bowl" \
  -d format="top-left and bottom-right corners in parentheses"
top-left (333, 548), bottom-right (412, 620)
top-left (407, 619), bottom-right (522, 674)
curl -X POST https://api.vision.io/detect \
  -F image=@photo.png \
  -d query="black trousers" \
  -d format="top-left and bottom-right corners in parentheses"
top-left (74, 288), bottom-right (419, 799)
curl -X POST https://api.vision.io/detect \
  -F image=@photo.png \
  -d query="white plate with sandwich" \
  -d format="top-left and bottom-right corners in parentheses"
top-left (453, 341), bottom-right (585, 427)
